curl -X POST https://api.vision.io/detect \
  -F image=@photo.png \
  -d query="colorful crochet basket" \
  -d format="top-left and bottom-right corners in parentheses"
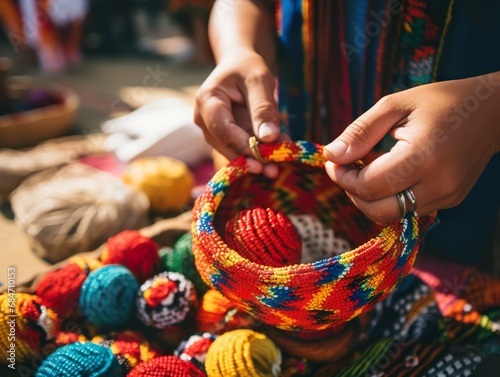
top-left (192, 141), bottom-right (436, 332)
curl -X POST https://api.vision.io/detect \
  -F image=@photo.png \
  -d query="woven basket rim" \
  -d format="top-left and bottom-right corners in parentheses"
top-left (192, 140), bottom-right (435, 330)
top-left (194, 141), bottom-right (423, 271)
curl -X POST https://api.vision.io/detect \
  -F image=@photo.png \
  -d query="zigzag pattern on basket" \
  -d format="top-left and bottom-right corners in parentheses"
top-left (192, 141), bottom-right (436, 332)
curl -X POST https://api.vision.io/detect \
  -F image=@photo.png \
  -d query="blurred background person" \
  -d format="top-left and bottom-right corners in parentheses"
top-left (167, 0), bottom-right (214, 64)
top-left (0, 0), bottom-right (88, 73)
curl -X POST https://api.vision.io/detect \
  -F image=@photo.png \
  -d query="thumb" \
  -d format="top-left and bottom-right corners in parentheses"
top-left (242, 70), bottom-right (280, 143)
top-left (324, 95), bottom-right (411, 165)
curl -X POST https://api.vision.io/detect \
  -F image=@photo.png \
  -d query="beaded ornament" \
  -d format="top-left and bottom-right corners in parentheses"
top-left (136, 271), bottom-right (197, 329)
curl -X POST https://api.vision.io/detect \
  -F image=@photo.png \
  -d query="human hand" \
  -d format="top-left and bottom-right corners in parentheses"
top-left (194, 48), bottom-right (290, 177)
top-left (323, 73), bottom-right (500, 224)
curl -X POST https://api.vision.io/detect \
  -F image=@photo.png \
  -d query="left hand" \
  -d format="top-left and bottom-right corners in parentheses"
top-left (323, 72), bottom-right (500, 224)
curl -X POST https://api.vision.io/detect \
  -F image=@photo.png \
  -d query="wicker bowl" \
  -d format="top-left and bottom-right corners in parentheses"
top-left (192, 141), bottom-right (436, 332)
top-left (0, 76), bottom-right (79, 149)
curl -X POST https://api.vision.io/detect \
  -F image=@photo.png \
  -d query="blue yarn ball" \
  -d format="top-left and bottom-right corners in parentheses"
top-left (80, 265), bottom-right (138, 327)
top-left (36, 342), bottom-right (123, 377)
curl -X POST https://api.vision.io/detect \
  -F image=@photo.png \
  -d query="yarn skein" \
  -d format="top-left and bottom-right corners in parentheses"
top-left (204, 329), bottom-right (282, 377)
top-left (127, 355), bottom-right (205, 377)
top-left (10, 163), bottom-right (150, 263)
top-left (123, 156), bottom-right (194, 213)
top-left (36, 262), bottom-right (89, 318)
top-left (80, 265), bottom-right (139, 328)
top-left (36, 342), bottom-right (123, 377)
top-left (101, 230), bottom-right (160, 283)
top-left (136, 271), bottom-right (197, 329)
top-left (0, 293), bottom-right (60, 364)
top-left (161, 232), bottom-right (208, 293)
top-left (225, 207), bottom-right (302, 267)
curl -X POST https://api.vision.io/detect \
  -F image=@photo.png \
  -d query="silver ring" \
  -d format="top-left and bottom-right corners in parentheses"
top-left (403, 187), bottom-right (417, 212)
top-left (396, 191), bottom-right (407, 220)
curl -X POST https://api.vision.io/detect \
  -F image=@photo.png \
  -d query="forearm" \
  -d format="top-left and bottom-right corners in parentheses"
top-left (489, 71), bottom-right (500, 153)
top-left (208, 0), bottom-right (276, 68)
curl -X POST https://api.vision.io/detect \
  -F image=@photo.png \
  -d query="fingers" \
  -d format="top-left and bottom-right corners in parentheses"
top-left (240, 68), bottom-right (280, 143)
top-left (325, 140), bottom-right (424, 201)
top-left (326, 160), bottom-right (438, 224)
top-left (195, 91), bottom-right (252, 161)
top-left (324, 94), bottom-right (412, 165)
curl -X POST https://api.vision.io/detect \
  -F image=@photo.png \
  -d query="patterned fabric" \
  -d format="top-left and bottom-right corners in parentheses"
top-left (320, 260), bottom-right (500, 377)
top-left (192, 140), bottom-right (436, 331)
top-left (276, 0), bottom-right (455, 144)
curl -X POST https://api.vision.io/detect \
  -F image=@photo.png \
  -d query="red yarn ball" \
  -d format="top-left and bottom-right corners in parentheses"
top-left (36, 262), bottom-right (89, 318)
top-left (101, 230), bottom-right (160, 282)
top-left (127, 356), bottom-right (205, 377)
top-left (225, 207), bottom-right (302, 267)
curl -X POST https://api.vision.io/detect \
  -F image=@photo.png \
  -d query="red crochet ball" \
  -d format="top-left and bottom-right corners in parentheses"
top-left (127, 355), bottom-right (205, 377)
top-left (225, 207), bottom-right (302, 267)
top-left (36, 262), bottom-right (89, 318)
top-left (101, 230), bottom-right (160, 282)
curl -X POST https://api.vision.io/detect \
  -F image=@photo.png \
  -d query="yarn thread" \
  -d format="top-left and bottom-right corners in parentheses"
top-left (0, 293), bottom-right (60, 364)
top-left (127, 355), bottom-right (205, 377)
top-left (36, 342), bottom-right (123, 377)
top-left (225, 207), bottom-right (302, 267)
top-left (204, 329), bottom-right (282, 377)
top-left (101, 230), bottom-right (160, 283)
top-left (137, 271), bottom-right (197, 329)
top-left (80, 265), bottom-right (139, 328)
top-left (192, 140), bottom-right (436, 331)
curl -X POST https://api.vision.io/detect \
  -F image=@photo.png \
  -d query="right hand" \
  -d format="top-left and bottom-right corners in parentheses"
top-left (194, 48), bottom-right (290, 176)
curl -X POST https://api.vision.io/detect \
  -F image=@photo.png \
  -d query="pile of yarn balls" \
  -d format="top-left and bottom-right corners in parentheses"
top-left (0, 206), bottom-right (342, 376)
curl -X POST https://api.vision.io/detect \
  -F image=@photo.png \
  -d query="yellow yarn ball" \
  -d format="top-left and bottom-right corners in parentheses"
top-left (205, 329), bottom-right (282, 377)
top-left (123, 157), bottom-right (195, 212)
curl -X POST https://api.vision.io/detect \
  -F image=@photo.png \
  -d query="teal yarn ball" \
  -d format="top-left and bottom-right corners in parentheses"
top-left (36, 342), bottom-right (123, 377)
top-left (161, 232), bottom-right (208, 294)
top-left (80, 265), bottom-right (138, 328)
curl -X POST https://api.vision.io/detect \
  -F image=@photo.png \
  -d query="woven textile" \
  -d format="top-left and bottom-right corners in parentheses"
top-left (192, 141), bottom-right (435, 331)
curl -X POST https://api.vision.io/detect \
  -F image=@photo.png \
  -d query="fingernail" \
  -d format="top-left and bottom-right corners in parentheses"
top-left (325, 140), bottom-right (348, 157)
top-left (258, 122), bottom-right (278, 140)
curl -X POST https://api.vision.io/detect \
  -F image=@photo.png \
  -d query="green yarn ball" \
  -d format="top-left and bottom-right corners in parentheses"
top-left (160, 233), bottom-right (208, 294)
